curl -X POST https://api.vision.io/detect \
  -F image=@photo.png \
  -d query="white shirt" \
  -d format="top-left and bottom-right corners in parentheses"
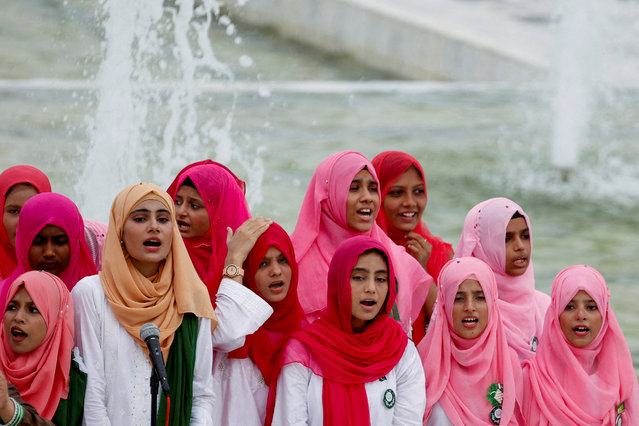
top-left (426, 402), bottom-right (454, 426)
top-left (271, 341), bottom-right (425, 426)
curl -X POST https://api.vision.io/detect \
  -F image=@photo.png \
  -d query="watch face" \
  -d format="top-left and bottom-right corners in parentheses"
top-left (226, 265), bottom-right (238, 276)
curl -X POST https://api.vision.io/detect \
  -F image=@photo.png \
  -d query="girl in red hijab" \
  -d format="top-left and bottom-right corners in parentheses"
top-left (167, 160), bottom-right (250, 301)
top-left (372, 151), bottom-right (454, 342)
top-left (0, 270), bottom-right (85, 425)
top-left (272, 236), bottom-right (425, 425)
top-left (0, 165), bottom-right (51, 280)
top-left (212, 221), bottom-right (305, 425)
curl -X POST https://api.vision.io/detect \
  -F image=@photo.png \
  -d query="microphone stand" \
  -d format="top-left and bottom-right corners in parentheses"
top-left (150, 371), bottom-right (159, 426)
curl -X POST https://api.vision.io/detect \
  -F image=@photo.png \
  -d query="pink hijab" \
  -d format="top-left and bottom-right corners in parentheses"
top-left (167, 160), bottom-right (250, 300)
top-left (418, 257), bottom-right (523, 425)
top-left (291, 151), bottom-right (431, 331)
top-left (279, 236), bottom-right (408, 426)
top-left (0, 271), bottom-right (74, 419)
top-left (522, 265), bottom-right (639, 425)
top-left (456, 197), bottom-right (550, 361)
top-left (0, 165), bottom-right (52, 279)
top-left (0, 193), bottom-right (97, 305)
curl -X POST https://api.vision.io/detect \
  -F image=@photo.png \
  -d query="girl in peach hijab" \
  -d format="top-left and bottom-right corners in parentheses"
top-left (419, 257), bottom-right (523, 426)
top-left (71, 183), bottom-right (217, 425)
top-left (522, 265), bottom-right (639, 425)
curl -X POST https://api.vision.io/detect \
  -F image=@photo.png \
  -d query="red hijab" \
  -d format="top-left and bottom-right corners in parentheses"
top-left (280, 236), bottom-right (408, 426)
top-left (228, 222), bottom-right (305, 384)
top-left (0, 271), bottom-right (74, 419)
top-left (167, 160), bottom-right (250, 300)
top-left (0, 193), bottom-right (97, 305)
top-left (0, 165), bottom-right (51, 279)
top-left (371, 150), bottom-right (454, 282)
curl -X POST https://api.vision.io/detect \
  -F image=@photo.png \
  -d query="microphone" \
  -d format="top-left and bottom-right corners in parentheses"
top-left (140, 323), bottom-right (171, 396)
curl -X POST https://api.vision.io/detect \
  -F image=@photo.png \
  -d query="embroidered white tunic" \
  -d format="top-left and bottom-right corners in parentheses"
top-left (72, 275), bottom-right (273, 426)
top-left (271, 341), bottom-right (425, 426)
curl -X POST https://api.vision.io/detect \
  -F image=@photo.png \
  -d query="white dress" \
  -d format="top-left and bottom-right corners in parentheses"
top-left (72, 275), bottom-right (273, 426)
top-left (271, 341), bottom-right (426, 426)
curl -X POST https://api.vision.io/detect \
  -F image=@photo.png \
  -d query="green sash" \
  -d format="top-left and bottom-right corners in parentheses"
top-left (157, 313), bottom-right (199, 425)
top-left (52, 354), bottom-right (87, 426)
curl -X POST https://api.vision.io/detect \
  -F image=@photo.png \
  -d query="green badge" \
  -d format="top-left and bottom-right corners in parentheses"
top-left (379, 375), bottom-right (387, 382)
top-left (616, 401), bottom-right (625, 426)
top-left (486, 383), bottom-right (504, 425)
top-left (383, 389), bottom-right (396, 409)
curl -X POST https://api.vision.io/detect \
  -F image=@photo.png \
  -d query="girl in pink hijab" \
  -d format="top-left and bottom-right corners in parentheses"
top-left (0, 165), bottom-right (51, 280)
top-left (456, 197), bottom-right (550, 362)
top-left (291, 151), bottom-right (433, 334)
top-left (418, 257), bottom-right (523, 426)
top-left (167, 160), bottom-right (250, 301)
top-left (522, 265), bottom-right (639, 425)
top-left (0, 193), bottom-right (97, 305)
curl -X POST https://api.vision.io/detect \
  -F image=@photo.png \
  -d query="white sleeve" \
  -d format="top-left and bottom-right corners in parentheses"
top-left (190, 317), bottom-right (215, 425)
top-left (71, 277), bottom-right (112, 426)
top-left (392, 342), bottom-right (426, 426)
top-left (212, 278), bottom-right (273, 352)
top-left (272, 363), bottom-right (311, 426)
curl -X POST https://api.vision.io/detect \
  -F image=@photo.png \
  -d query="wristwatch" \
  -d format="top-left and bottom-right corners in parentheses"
top-left (223, 264), bottom-right (244, 279)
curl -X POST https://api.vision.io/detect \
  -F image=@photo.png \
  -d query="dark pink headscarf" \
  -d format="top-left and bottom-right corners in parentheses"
top-left (418, 257), bottom-right (523, 425)
top-left (280, 236), bottom-right (408, 426)
top-left (456, 198), bottom-right (550, 362)
top-left (0, 271), bottom-right (74, 419)
top-left (0, 165), bottom-right (51, 279)
top-left (0, 192), bottom-right (97, 305)
top-left (371, 150), bottom-right (454, 282)
top-left (291, 151), bottom-right (431, 332)
top-left (167, 160), bottom-right (250, 300)
top-left (522, 265), bottom-right (639, 425)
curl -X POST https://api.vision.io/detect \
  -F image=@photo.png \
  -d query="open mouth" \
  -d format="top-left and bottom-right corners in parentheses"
top-left (177, 220), bottom-right (190, 231)
top-left (513, 256), bottom-right (527, 266)
top-left (357, 208), bottom-right (372, 217)
top-left (269, 281), bottom-right (284, 289)
top-left (11, 327), bottom-right (27, 341)
top-left (462, 317), bottom-right (479, 328)
top-left (399, 212), bottom-right (416, 218)
top-left (573, 326), bottom-right (590, 336)
top-left (143, 240), bottom-right (161, 247)
top-left (360, 300), bottom-right (377, 307)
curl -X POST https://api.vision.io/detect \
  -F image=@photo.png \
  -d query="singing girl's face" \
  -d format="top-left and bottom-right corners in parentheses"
top-left (4, 287), bottom-right (47, 355)
top-left (451, 279), bottom-right (488, 339)
top-left (559, 290), bottom-right (602, 348)
top-left (346, 169), bottom-right (379, 233)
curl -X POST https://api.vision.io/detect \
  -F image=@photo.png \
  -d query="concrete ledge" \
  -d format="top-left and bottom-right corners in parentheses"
top-left (226, 0), bottom-right (551, 82)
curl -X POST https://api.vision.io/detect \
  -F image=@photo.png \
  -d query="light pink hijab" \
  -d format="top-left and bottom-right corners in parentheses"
top-left (522, 265), bottom-right (639, 425)
top-left (291, 151), bottom-right (431, 332)
top-left (418, 257), bottom-right (523, 425)
top-left (456, 198), bottom-right (550, 361)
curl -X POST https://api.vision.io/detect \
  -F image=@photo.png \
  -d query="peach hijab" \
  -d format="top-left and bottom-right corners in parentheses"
top-left (418, 257), bottom-right (523, 425)
top-left (99, 183), bottom-right (217, 361)
top-left (522, 265), bottom-right (639, 425)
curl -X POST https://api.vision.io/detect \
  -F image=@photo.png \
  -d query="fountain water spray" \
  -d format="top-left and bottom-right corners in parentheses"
top-left (76, 0), bottom-right (263, 221)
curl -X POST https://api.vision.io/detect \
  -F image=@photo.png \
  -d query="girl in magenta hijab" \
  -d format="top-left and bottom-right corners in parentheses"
top-left (291, 151), bottom-right (433, 334)
top-left (0, 193), bottom-right (97, 305)
top-left (418, 257), bottom-right (523, 426)
top-left (271, 236), bottom-right (425, 425)
top-left (167, 160), bottom-right (250, 300)
top-left (456, 197), bottom-right (550, 362)
top-left (0, 165), bottom-right (51, 280)
top-left (522, 265), bottom-right (639, 425)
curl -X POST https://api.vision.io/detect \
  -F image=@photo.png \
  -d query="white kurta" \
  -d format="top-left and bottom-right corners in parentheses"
top-left (72, 275), bottom-right (273, 426)
top-left (272, 341), bottom-right (426, 426)
top-left (211, 354), bottom-right (268, 425)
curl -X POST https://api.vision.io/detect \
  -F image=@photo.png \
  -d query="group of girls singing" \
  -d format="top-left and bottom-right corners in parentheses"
top-left (0, 149), bottom-right (636, 425)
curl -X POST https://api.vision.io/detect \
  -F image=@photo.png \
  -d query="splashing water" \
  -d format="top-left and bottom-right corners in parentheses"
top-left (75, 0), bottom-right (264, 221)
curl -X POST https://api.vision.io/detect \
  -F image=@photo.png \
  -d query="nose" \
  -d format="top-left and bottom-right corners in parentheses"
top-left (512, 236), bottom-right (524, 251)
top-left (175, 202), bottom-right (186, 217)
top-left (269, 262), bottom-right (282, 277)
top-left (402, 192), bottom-right (416, 207)
top-left (363, 277), bottom-right (376, 293)
top-left (575, 305), bottom-right (587, 320)
top-left (43, 241), bottom-right (56, 258)
top-left (149, 217), bottom-right (161, 232)
top-left (13, 307), bottom-right (26, 323)
top-left (463, 298), bottom-right (475, 312)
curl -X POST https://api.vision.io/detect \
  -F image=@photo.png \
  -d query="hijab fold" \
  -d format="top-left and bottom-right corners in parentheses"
top-left (0, 165), bottom-right (51, 279)
top-left (371, 150), bottom-right (454, 281)
top-left (0, 271), bottom-right (74, 419)
top-left (292, 151), bottom-right (431, 332)
top-left (456, 198), bottom-right (549, 361)
top-left (281, 236), bottom-right (408, 426)
top-left (99, 183), bottom-right (217, 362)
top-left (167, 160), bottom-right (250, 301)
top-left (522, 265), bottom-right (639, 425)
top-left (418, 257), bottom-right (522, 425)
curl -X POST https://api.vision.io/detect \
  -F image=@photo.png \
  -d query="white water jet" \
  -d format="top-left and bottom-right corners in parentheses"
top-left (76, 0), bottom-right (264, 222)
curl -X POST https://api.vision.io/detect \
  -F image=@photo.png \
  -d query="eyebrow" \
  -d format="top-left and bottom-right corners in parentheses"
top-left (129, 208), bottom-right (171, 215)
top-left (505, 227), bottom-right (529, 234)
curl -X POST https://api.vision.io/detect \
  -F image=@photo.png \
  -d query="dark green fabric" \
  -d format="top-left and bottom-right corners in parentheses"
top-left (52, 354), bottom-right (87, 426)
top-left (157, 313), bottom-right (199, 426)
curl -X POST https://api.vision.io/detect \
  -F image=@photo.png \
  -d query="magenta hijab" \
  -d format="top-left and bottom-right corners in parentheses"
top-left (0, 193), bottom-right (97, 305)
top-left (418, 257), bottom-right (523, 425)
top-left (456, 198), bottom-right (550, 361)
top-left (522, 265), bottom-right (639, 425)
top-left (291, 151), bottom-right (431, 332)
top-left (167, 160), bottom-right (250, 300)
